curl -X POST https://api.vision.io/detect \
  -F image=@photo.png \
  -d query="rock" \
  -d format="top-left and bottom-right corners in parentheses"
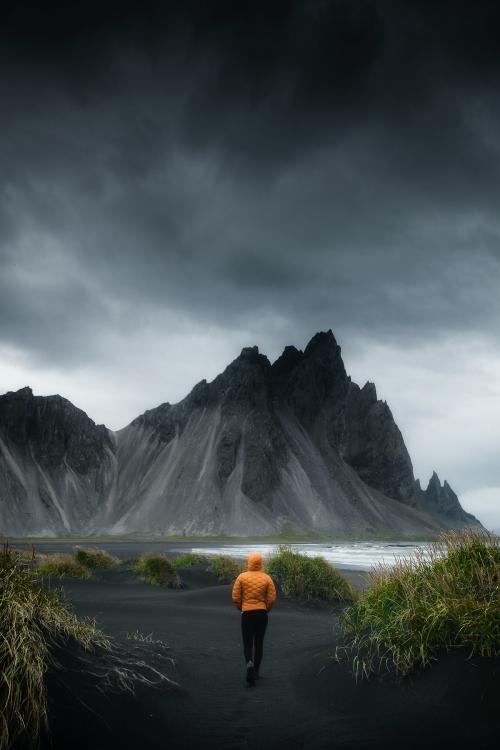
top-left (0, 333), bottom-right (483, 536)
top-left (416, 471), bottom-right (478, 523)
top-left (340, 382), bottom-right (417, 504)
top-left (0, 387), bottom-right (111, 473)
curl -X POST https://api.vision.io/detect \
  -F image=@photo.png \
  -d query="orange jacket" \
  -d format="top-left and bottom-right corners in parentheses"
top-left (231, 553), bottom-right (277, 612)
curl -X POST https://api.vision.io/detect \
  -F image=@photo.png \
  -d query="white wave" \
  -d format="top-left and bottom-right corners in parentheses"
top-left (186, 541), bottom-right (432, 571)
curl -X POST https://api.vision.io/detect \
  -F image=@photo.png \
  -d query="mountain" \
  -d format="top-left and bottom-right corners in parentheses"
top-left (0, 331), bottom-right (482, 536)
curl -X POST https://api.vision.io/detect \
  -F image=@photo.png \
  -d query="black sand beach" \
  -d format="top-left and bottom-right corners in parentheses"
top-left (29, 554), bottom-right (498, 750)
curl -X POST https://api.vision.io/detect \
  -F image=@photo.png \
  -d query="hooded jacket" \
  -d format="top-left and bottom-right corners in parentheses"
top-left (231, 553), bottom-right (277, 613)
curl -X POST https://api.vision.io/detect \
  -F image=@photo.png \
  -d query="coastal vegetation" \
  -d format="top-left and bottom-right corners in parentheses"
top-left (0, 544), bottom-right (108, 750)
top-left (35, 554), bottom-right (91, 579)
top-left (267, 546), bottom-right (358, 602)
top-left (171, 552), bottom-right (206, 569)
top-left (74, 546), bottom-right (119, 569)
top-left (135, 552), bottom-right (182, 587)
top-left (209, 555), bottom-right (245, 582)
top-left (339, 530), bottom-right (500, 677)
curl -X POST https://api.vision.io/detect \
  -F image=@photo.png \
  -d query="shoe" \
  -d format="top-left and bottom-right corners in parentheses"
top-left (246, 660), bottom-right (255, 685)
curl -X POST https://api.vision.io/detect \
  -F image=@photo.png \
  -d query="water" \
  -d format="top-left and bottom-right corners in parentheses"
top-left (187, 541), bottom-right (431, 571)
top-left (13, 538), bottom-right (432, 571)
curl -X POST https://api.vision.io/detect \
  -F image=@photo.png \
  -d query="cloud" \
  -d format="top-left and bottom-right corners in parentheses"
top-left (460, 487), bottom-right (500, 532)
top-left (0, 1), bottom-right (499, 526)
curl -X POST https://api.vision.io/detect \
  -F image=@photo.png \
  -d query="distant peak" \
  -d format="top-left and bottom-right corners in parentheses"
top-left (229, 345), bottom-right (270, 371)
top-left (427, 471), bottom-right (441, 490)
top-left (240, 345), bottom-right (259, 358)
top-left (271, 345), bottom-right (303, 379)
top-left (304, 329), bottom-right (338, 356)
top-left (15, 386), bottom-right (33, 397)
top-left (283, 344), bottom-right (301, 355)
top-left (361, 381), bottom-right (377, 401)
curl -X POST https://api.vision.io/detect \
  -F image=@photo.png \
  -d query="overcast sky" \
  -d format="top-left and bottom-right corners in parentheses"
top-left (1, 1), bottom-right (499, 529)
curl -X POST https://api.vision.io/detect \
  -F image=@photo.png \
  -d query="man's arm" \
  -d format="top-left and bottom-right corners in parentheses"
top-left (231, 574), bottom-right (243, 610)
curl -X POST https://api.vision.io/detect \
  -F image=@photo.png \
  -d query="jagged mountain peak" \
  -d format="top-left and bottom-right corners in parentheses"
top-left (361, 381), bottom-right (377, 401)
top-left (271, 345), bottom-right (303, 381)
top-left (0, 331), bottom-right (482, 536)
top-left (420, 469), bottom-right (474, 521)
top-left (304, 329), bottom-right (339, 357)
top-left (11, 386), bottom-right (34, 398)
top-left (0, 385), bottom-right (111, 478)
top-left (428, 470), bottom-right (441, 490)
top-left (227, 345), bottom-right (271, 371)
top-left (240, 345), bottom-right (259, 357)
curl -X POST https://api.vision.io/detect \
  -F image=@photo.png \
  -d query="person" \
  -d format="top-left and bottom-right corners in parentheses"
top-left (231, 552), bottom-right (277, 686)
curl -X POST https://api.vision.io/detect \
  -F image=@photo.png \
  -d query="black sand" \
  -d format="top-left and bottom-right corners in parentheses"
top-left (34, 560), bottom-right (499, 750)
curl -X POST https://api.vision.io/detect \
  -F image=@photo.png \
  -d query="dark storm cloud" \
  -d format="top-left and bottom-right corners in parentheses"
top-left (1, 0), bottom-right (500, 367)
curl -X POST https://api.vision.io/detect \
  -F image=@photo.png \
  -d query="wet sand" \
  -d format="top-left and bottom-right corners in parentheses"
top-left (31, 560), bottom-right (499, 750)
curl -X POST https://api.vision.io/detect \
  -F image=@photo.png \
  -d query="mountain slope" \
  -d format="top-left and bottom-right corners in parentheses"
top-left (0, 332), bottom-right (482, 536)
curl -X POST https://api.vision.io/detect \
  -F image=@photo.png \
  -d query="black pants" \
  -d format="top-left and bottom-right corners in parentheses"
top-left (241, 610), bottom-right (268, 672)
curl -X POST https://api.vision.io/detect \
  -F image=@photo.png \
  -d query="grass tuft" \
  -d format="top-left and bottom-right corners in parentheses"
top-left (267, 545), bottom-right (358, 602)
top-left (74, 546), bottom-right (119, 570)
top-left (125, 630), bottom-right (165, 645)
top-left (135, 553), bottom-right (182, 587)
top-left (0, 546), bottom-right (108, 750)
top-left (35, 554), bottom-right (91, 579)
top-left (209, 555), bottom-right (245, 583)
top-left (172, 553), bottom-right (206, 570)
top-left (338, 530), bottom-right (500, 678)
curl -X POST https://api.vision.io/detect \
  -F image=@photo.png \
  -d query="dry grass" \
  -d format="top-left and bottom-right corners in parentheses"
top-left (74, 546), bottom-right (120, 570)
top-left (338, 530), bottom-right (500, 678)
top-left (35, 554), bottom-right (91, 579)
top-left (0, 545), bottom-right (108, 749)
top-left (267, 545), bottom-right (358, 602)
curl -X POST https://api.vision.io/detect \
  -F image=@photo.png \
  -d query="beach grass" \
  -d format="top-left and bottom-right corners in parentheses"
top-left (209, 555), bottom-right (245, 582)
top-left (35, 553), bottom-right (91, 579)
top-left (172, 552), bottom-right (207, 570)
top-left (74, 546), bottom-right (120, 570)
top-left (266, 545), bottom-right (358, 602)
top-left (339, 530), bottom-right (500, 678)
top-left (0, 545), bottom-right (108, 750)
top-left (135, 552), bottom-right (182, 587)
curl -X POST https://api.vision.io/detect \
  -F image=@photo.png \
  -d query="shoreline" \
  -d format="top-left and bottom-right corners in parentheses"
top-left (30, 561), bottom-right (498, 750)
top-left (7, 537), bottom-right (434, 576)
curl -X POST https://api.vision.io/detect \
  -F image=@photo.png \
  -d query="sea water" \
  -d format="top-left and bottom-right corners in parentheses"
top-left (15, 538), bottom-right (433, 571)
top-left (187, 541), bottom-right (431, 571)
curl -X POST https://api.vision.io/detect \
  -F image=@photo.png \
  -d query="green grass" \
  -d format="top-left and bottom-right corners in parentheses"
top-left (135, 553), bottom-right (182, 587)
top-left (35, 554), bottom-right (91, 579)
top-left (338, 530), bottom-right (500, 678)
top-left (172, 553), bottom-right (207, 570)
top-left (209, 555), bottom-right (245, 583)
top-left (0, 546), bottom-right (108, 750)
top-left (74, 546), bottom-right (119, 570)
top-left (266, 545), bottom-right (358, 602)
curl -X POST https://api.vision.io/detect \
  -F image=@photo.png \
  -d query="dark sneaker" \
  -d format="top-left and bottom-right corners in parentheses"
top-left (246, 660), bottom-right (255, 685)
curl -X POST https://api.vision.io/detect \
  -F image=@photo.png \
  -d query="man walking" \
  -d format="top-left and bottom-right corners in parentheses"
top-left (231, 553), bottom-right (277, 686)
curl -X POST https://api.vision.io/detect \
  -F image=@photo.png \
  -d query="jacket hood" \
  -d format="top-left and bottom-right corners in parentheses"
top-left (247, 553), bottom-right (263, 571)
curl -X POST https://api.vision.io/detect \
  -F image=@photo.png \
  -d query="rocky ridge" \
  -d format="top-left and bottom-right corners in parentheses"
top-left (0, 331), bottom-right (481, 536)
